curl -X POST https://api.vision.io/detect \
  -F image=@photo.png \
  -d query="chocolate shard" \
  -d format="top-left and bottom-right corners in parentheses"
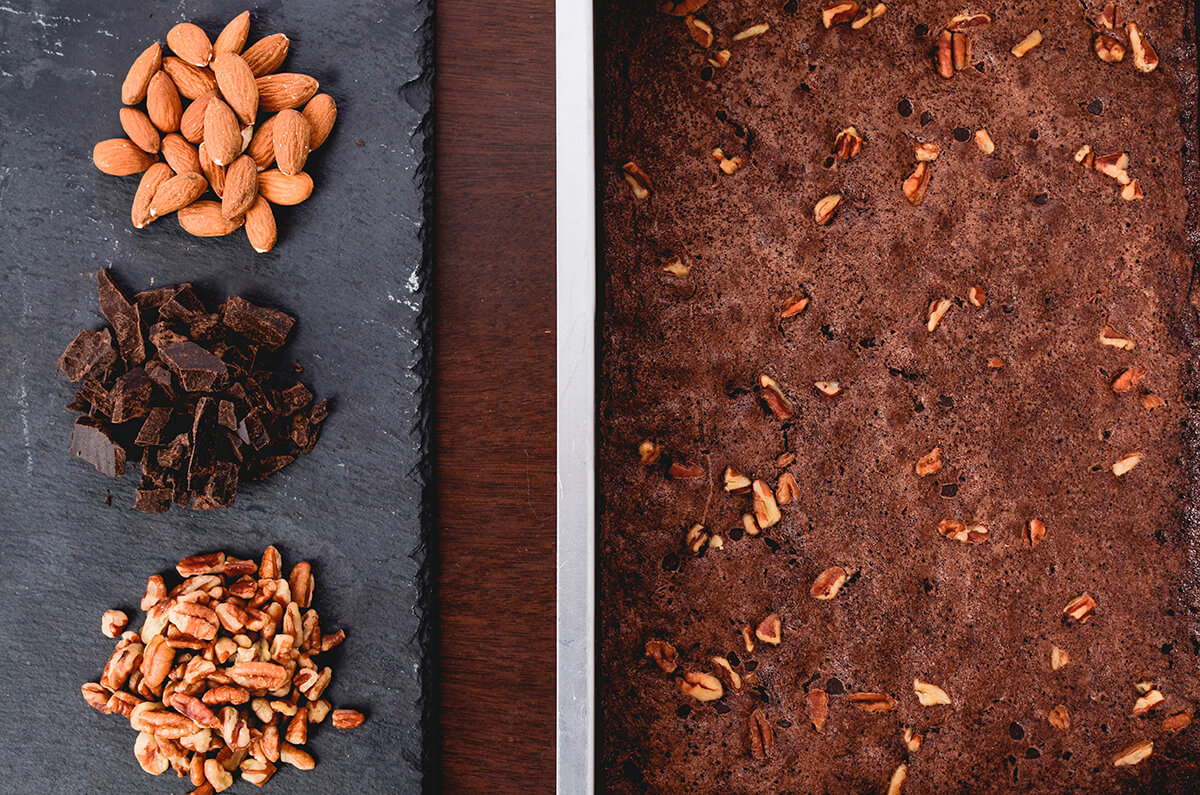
top-left (97, 269), bottom-right (146, 366)
top-left (188, 397), bottom-right (218, 489)
top-left (159, 341), bottom-right (229, 393)
top-left (221, 295), bottom-right (295, 350)
top-left (149, 322), bottom-right (190, 351)
top-left (280, 383), bottom-right (313, 415)
top-left (158, 432), bottom-right (190, 470)
top-left (134, 487), bottom-right (172, 513)
top-left (135, 407), bottom-right (173, 447)
top-left (140, 454), bottom-right (168, 487)
top-left (79, 377), bottom-right (113, 417)
top-left (69, 417), bottom-right (126, 477)
top-left (189, 313), bottom-right (222, 341)
top-left (238, 409), bottom-right (272, 450)
top-left (133, 285), bottom-right (180, 311)
top-left (218, 400), bottom-right (238, 431)
top-left (58, 328), bottom-right (118, 382)
top-left (158, 284), bottom-right (205, 322)
top-left (145, 360), bottom-right (176, 400)
top-left (109, 368), bottom-right (154, 424)
top-left (310, 398), bottom-right (329, 425)
top-left (193, 461), bottom-right (237, 509)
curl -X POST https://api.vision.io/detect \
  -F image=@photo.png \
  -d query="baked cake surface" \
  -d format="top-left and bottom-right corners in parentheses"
top-left (598, 1), bottom-right (1200, 792)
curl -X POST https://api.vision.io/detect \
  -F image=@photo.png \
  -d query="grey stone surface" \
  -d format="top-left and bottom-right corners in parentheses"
top-left (0, 1), bottom-right (432, 792)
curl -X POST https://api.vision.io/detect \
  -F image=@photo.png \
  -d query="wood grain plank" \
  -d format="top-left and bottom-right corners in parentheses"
top-left (434, 0), bottom-right (557, 791)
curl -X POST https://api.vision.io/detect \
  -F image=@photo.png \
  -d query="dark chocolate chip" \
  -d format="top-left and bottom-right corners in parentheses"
top-left (700, 66), bottom-right (713, 81)
top-left (1009, 722), bottom-right (1025, 741)
top-left (826, 678), bottom-right (844, 695)
top-left (897, 98), bottom-right (913, 117)
top-left (58, 328), bottom-right (118, 383)
top-left (953, 126), bottom-right (970, 142)
top-left (1034, 193), bottom-right (1048, 206)
top-left (920, 111), bottom-right (933, 126)
top-left (1087, 99), bottom-right (1103, 115)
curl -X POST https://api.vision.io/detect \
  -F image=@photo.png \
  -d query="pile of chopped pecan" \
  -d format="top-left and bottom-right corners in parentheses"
top-left (81, 547), bottom-right (363, 792)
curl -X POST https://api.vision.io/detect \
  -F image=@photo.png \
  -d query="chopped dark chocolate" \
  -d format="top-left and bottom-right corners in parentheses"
top-left (57, 273), bottom-right (327, 512)
top-left (159, 341), bottom-right (229, 393)
top-left (58, 328), bottom-right (118, 383)
top-left (70, 418), bottom-right (126, 477)
top-left (221, 295), bottom-right (296, 350)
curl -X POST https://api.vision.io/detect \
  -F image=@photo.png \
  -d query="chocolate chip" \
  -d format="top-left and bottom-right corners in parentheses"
top-left (914, 24), bottom-right (928, 37)
top-left (1034, 193), bottom-right (1048, 206)
top-left (897, 98), bottom-right (914, 117)
top-left (920, 111), bottom-right (933, 126)
top-left (1009, 722), bottom-right (1025, 741)
top-left (1087, 99), bottom-right (1103, 115)
top-left (826, 678), bottom-right (844, 695)
top-left (1029, 129), bottom-right (1039, 139)
top-left (953, 126), bottom-right (970, 142)
top-left (700, 66), bottom-right (713, 81)
top-left (940, 483), bottom-right (959, 498)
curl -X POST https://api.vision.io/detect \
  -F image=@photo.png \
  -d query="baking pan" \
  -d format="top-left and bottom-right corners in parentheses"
top-left (0, 1), bottom-right (432, 791)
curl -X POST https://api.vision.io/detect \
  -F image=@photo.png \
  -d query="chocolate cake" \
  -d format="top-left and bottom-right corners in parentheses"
top-left (598, 2), bottom-right (1200, 791)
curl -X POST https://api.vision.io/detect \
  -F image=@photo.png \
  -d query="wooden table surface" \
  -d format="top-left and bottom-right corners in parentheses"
top-left (434, 1), bottom-right (557, 791)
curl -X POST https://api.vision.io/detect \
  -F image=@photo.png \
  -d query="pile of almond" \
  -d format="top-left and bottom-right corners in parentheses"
top-left (91, 11), bottom-right (338, 253)
top-left (81, 547), bottom-right (364, 792)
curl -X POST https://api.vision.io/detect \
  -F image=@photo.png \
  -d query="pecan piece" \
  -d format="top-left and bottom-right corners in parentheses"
top-left (951, 32), bottom-right (970, 71)
top-left (684, 523), bottom-right (709, 554)
top-left (1010, 30), bottom-right (1042, 57)
top-left (834, 126), bottom-right (863, 160)
top-left (887, 763), bottom-right (908, 795)
top-left (724, 466), bottom-right (751, 493)
top-left (1063, 593), bottom-right (1097, 623)
top-left (935, 30), bottom-right (954, 78)
top-left (813, 194), bottom-right (843, 226)
top-left (903, 727), bottom-right (923, 752)
top-left (228, 661), bottom-right (289, 691)
top-left (170, 692), bottom-right (221, 730)
top-left (814, 380), bottom-right (842, 397)
top-left (946, 12), bottom-right (991, 31)
top-left (332, 709), bottom-right (366, 729)
top-left (102, 609), bottom-right (129, 638)
top-left (732, 23), bottom-right (769, 41)
top-left (679, 671), bottom-right (724, 701)
top-left (1111, 365), bottom-right (1145, 393)
top-left (1051, 644), bottom-right (1070, 671)
top-left (1094, 152), bottom-right (1131, 185)
top-left (660, 0), bottom-right (708, 15)
top-left (821, 2), bottom-right (860, 28)
top-left (850, 3), bottom-right (886, 29)
top-left (1048, 704), bottom-right (1070, 730)
top-left (685, 15), bottom-right (714, 47)
top-left (968, 285), bottom-right (986, 306)
top-left (913, 679), bottom-right (951, 706)
top-left (811, 566), bottom-right (847, 599)
top-left (280, 742), bottom-right (316, 770)
top-left (926, 298), bottom-right (951, 332)
top-left (645, 639), bottom-right (678, 673)
top-left (780, 292), bottom-right (809, 318)
top-left (711, 656), bottom-right (743, 691)
top-left (775, 472), bottom-right (799, 504)
top-left (622, 161), bottom-right (651, 199)
top-left (1096, 2), bottom-right (1122, 29)
top-left (807, 689), bottom-right (829, 730)
top-left (134, 731), bottom-right (170, 775)
top-left (1112, 452), bottom-right (1142, 477)
top-left (938, 519), bottom-right (989, 544)
top-left (1163, 712), bottom-right (1193, 732)
top-left (1094, 33), bottom-right (1126, 63)
top-left (759, 375), bottom-right (794, 420)
top-left (1141, 394), bottom-right (1165, 410)
top-left (752, 479), bottom-right (781, 529)
top-left (1112, 740), bottom-right (1153, 767)
top-left (755, 612), bottom-right (782, 645)
top-left (177, 552), bottom-right (226, 577)
top-left (638, 440), bottom-right (662, 465)
top-left (902, 162), bottom-right (931, 204)
top-left (749, 708), bottom-right (775, 760)
top-left (1133, 689), bottom-right (1164, 717)
top-left (916, 447), bottom-right (942, 477)
top-left (1099, 325), bottom-right (1135, 350)
top-left (669, 461), bottom-right (704, 479)
top-left (974, 129), bottom-right (995, 155)
top-left (1027, 518), bottom-right (1046, 549)
top-left (1127, 23), bottom-right (1158, 72)
top-left (848, 692), bottom-right (896, 712)
top-left (1121, 180), bottom-right (1144, 201)
top-left (82, 682), bottom-right (114, 713)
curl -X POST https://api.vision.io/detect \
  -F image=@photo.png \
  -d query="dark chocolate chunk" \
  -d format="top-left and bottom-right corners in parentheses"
top-left (239, 409), bottom-right (272, 450)
top-left (134, 487), bottom-right (173, 513)
top-left (69, 417), bottom-right (126, 477)
top-left (58, 328), bottom-right (118, 382)
top-left (79, 377), bottom-right (113, 417)
top-left (158, 432), bottom-right (190, 469)
top-left (97, 269), bottom-right (146, 366)
top-left (189, 313), bottom-right (222, 341)
top-left (159, 342), bottom-right (229, 393)
top-left (134, 285), bottom-right (181, 311)
top-left (281, 383), bottom-right (313, 415)
top-left (109, 368), bottom-right (153, 424)
top-left (145, 360), bottom-right (176, 400)
top-left (135, 407), bottom-right (173, 447)
top-left (158, 284), bottom-right (206, 322)
top-left (193, 461), bottom-right (237, 509)
top-left (221, 295), bottom-right (295, 349)
top-left (188, 397), bottom-right (218, 489)
top-left (149, 322), bottom-right (190, 351)
top-left (218, 400), bottom-right (238, 431)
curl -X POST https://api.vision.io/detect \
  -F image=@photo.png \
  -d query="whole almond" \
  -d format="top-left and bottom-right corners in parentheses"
top-left (146, 71), bottom-right (182, 133)
top-left (131, 162), bottom-right (174, 228)
top-left (241, 33), bottom-right (290, 77)
top-left (93, 138), bottom-right (156, 176)
top-left (198, 142), bottom-right (226, 197)
top-left (302, 94), bottom-right (337, 150)
top-left (178, 201), bottom-right (245, 236)
top-left (247, 113), bottom-right (280, 170)
top-left (120, 107), bottom-right (161, 154)
top-left (273, 109), bottom-right (310, 176)
top-left (122, 42), bottom-right (162, 105)
top-left (180, 88), bottom-right (219, 144)
top-left (149, 172), bottom-right (208, 218)
top-left (222, 155), bottom-right (258, 219)
top-left (204, 97), bottom-right (242, 166)
top-left (244, 194), bottom-right (277, 253)
top-left (256, 73), bottom-right (319, 113)
top-left (161, 133), bottom-right (202, 175)
top-left (257, 169), bottom-right (313, 205)
top-left (213, 10), bottom-right (251, 57)
top-left (167, 22), bottom-right (212, 67)
top-left (162, 56), bottom-right (217, 99)
top-left (212, 52), bottom-right (258, 126)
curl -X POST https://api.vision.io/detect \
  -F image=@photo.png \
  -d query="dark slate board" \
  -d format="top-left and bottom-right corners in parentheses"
top-left (0, 1), bottom-right (432, 792)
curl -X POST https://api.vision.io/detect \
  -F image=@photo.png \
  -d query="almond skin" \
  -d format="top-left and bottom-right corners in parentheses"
top-left (162, 56), bottom-right (217, 99)
top-left (146, 71), bottom-right (182, 133)
top-left (120, 107), bottom-right (161, 154)
top-left (213, 10), bottom-right (251, 56)
top-left (204, 97), bottom-right (242, 166)
top-left (161, 133), bottom-right (202, 175)
top-left (244, 194), bottom-right (277, 253)
top-left (93, 138), bottom-right (156, 176)
top-left (255, 73), bottom-right (319, 112)
top-left (246, 113), bottom-right (280, 170)
top-left (222, 155), bottom-right (259, 219)
top-left (302, 94), bottom-right (337, 150)
top-left (131, 162), bottom-right (174, 228)
top-left (180, 88), bottom-right (219, 144)
top-left (178, 201), bottom-right (245, 236)
top-left (167, 22), bottom-right (212, 67)
top-left (257, 169), bottom-right (313, 205)
top-left (241, 33), bottom-right (290, 77)
top-left (273, 109), bottom-right (310, 176)
top-left (122, 42), bottom-right (162, 105)
top-left (198, 142), bottom-right (226, 198)
top-left (149, 171), bottom-right (208, 218)
top-left (212, 52), bottom-right (258, 126)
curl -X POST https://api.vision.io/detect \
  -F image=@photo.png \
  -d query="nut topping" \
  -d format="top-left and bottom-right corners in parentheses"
top-left (1010, 30), bottom-right (1043, 58)
top-left (850, 3), bottom-right (887, 29)
top-left (1094, 33), bottom-right (1126, 63)
top-left (1099, 325), bottom-right (1135, 350)
top-left (102, 609), bottom-right (130, 638)
top-left (903, 162), bottom-right (931, 205)
top-left (926, 298), bottom-right (952, 332)
top-left (821, 2), bottom-right (861, 29)
top-left (781, 292), bottom-right (810, 318)
top-left (974, 129), bottom-right (995, 154)
top-left (1074, 144), bottom-right (1095, 168)
top-left (755, 612), bottom-right (782, 645)
top-left (967, 285), bottom-right (986, 306)
top-left (1050, 645), bottom-right (1070, 670)
top-left (645, 639), bottom-right (678, 673)
top-left (814, 193), bottom-right (843, 225)
top-left (1127, 23), bottom-right (1158, 73)
top-left (622, 161), bottom-right (651, 199)
top-left (1063, 593), bottom-right (1096, 623)
top-left (1094, 152), bottom-right (1132, 185)
top-left (935, 30), bottom-right (954, 79)
top-left (848, 692), bottom-right (897, 712)
top-left (1132, 689), bottom-right (1164, 716)
top-left (724, 466), bottom-right (752, 493)
top-left (685, 15), bottom-right (714, 48)
top-left (815, 380), bottom-right (842, 397)
top-left (759, 375), bottom-right (795, 420)
top-left (916, 447), bottom-right (943, 477)
top-left (662, 257), bottom-right (690, 279)
top-left (1112, 739), bottom-right (1153, 767)
top-left (712, 656), bottom-right (743, 691)
top-left (742, 512), bottom-right (760, 537)
top-left (1111, 365), bottom-right (1145, 393)
top-left (711, 148), bottom-right (743, 175)
top-left (938, 519), bottom-right (989, 544)
top-left (732, 23), bottom-right (770, 41)
top-left (749, 708), bottom-right (775, 760)
top-left (811, 565), bottom-right (848, 599)
top-left (752, 480), bottom-right (782, 528)
top-left (1112, 451), bottom-right (1142, 477)
top-left (903, 727), bottom-right (923, 753)
top-left (806, 689), bottom-right (829, 730)
top-left (887, 762), bottom-right (908, 795)
top-left (834, 126), bottom-right (864, 160)
top-left (708, 49), bottom-right (731, 68)
top-left (1121, 180), bottom-right (1144, 201)
top-left (1096, 2), bottom-right (1123, 30)
top-left (1163, 712), bottom-right (1193, 732)
top-left (741, 625), bottom-right (756, 652)
top-left (946, 13), bottom-right (992, 31)
top-left (685, 523), bottom-right (709, 554)
top-left (775, 472), bottom-right (800, 504)
top-left (1027, 518), bottom-right (1046, 548)
top-left (1141, 394), bottom-right (1165, 410)
top-left (1048, 704), bottom-right (1071, 730)
top-left (915, 142), bottom-right (942, 162)
top-left (638, 440), bottom-right (662, 465)
top-left (913, 679), bottom-right (951, 706)
top-left (679, 670), bottom-right (724, 701)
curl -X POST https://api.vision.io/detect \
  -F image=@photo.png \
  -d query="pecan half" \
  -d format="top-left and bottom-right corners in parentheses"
top-left (332, 709), bottom-right (365, 729)
top-left (935, 30), bottom-right (954, 78)
top-left (814, 194), bottom-right (843, 226)
top-left (807, 689), bottom-right (829, 730)
top-left (811, 566), bottom-right (848, 599)
top-left (1127, 23), bottom-right (1158, 72)
top-left (752, 479), bottom-right (782, 529)
top-left (1112, 740), bottom-right (1153, 767)
top-left (759, 375), bottom-right (795, 420)
top-left (679, 671), bottom-right (724, 701)
top-left (848, 692), bottom-right (896, 712)
top-left (1063, 593), bottom-right (1097, 623)
top-left (749, 708), bottom-right (775, 760)
top-left (903, 161), bottom-right (931, 204)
